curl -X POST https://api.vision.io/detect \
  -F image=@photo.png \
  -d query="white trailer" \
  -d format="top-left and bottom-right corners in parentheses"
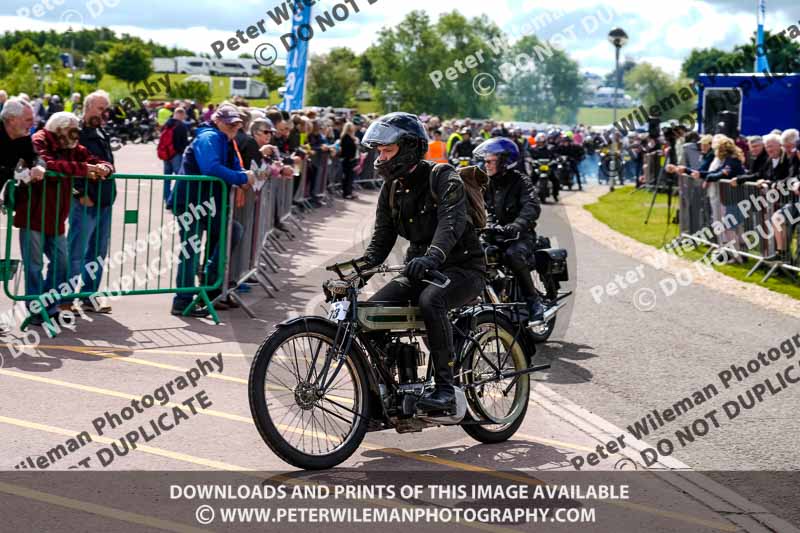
top-left (229, 78), bottom-right (268, 99)
top-left (152, 57), bottom-right (176, 73)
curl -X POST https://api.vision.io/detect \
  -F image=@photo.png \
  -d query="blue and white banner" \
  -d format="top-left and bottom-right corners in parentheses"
top-left (279, 4), bottom-right (312, 111)
top-left (755, 0), bottom-right (770, 73)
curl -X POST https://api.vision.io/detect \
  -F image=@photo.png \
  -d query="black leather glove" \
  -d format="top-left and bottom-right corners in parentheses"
top-left (502, 224), bottom-right (522, 237)
top-left (404, 255), bottom-right (441, 281)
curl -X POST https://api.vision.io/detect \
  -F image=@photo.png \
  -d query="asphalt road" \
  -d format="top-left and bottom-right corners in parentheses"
top-left (0, 143), bottom-right (797, 532)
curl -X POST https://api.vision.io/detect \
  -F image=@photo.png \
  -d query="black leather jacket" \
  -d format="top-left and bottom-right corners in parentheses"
top-left (450, 139), bottom-right (475, 159)
top-left (74, 124), bottom-right (117, 208)
top-left (364, 160), bottom-right (485, 271)
top-left (485, 168), bottom-right (541, 236)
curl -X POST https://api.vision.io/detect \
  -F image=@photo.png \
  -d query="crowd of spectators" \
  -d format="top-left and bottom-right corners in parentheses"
top-left (665, 127), bottom-right (800, 263)
top-left (7, 79), bottom-right (800, 326)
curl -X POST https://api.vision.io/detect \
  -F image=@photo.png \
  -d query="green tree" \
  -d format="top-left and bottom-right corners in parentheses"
top-left (11, 38), bottom-right (39, 59)
top-left (625, 62), bottom-right (694, 120)
top-left (734, 30), bottom-right (800, 73)
top-left (502, 35), bottom-right (584, 123)
top-left (105, 42), bottom-right (152, 88)
top-left (167, 80), bottom-right (212, 102)
top-left (604, 57), bottom-right (637, 86)
top-left (84, 53), bottom-right (105, 83)
top-left (259, 68), bottom-right (284, 92)
top-left (306, 47), bottom-right (360, 107)
top-left (0, 51), bottom-right (39, 96)
top-left (367, 10), bottom-right (506, 117)
top-left (681, 48), bottom-right (734, 79)
top-left (38, 43), bottom-right (62, 66)
top-left (358, 54), bottom-right (375, 85)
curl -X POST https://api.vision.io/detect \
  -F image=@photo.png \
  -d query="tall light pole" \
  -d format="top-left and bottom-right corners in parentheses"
top-left (607, 27), bottom-right (628, 191)
top-left (607, 27), bottom-right (628, 124)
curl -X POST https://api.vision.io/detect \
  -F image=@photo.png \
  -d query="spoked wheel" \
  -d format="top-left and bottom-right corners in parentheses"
top-left (460, 312), bottom-right (530, 443)
top-left (528, 270), bottom-right (558, 343)
top-left (248, 320), bottom-right (369, 470)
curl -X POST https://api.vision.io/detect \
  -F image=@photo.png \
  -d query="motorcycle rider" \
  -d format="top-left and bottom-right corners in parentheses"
top-left (449, 127), bottom-right (475, 163)
top-left (475, 137), bottom-right (545, 323)
top-left (355, 112), bottom-right (486, 412)
top-left (556, 134), bottom-right (585, 191)
top-left (529, 133), bottom-right (561, 200)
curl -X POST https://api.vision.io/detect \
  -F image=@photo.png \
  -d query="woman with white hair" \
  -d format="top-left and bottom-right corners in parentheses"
top-left (780, 128), bottom-right (800, 176)
top-left (12, 111), bottom-right (113, 323)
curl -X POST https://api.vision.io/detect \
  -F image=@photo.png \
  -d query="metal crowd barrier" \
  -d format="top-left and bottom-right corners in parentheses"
top-left (1, 173), bottom-right (229, 337)
top-left (204, 147), bottom-right (386, 316)
top-left (677, 173), bottom-right (800, 281)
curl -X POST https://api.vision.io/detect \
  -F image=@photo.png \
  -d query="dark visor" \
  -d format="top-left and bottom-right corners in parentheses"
top-left (362, 122), bottom-right (407, 148)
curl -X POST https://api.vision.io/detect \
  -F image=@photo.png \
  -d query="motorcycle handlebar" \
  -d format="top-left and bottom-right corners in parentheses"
top-left (325, 261), bottom-right (451, 288)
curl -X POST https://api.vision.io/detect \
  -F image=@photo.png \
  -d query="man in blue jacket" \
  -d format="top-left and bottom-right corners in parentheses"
top-left (170, 104), bottom-right (254, 316)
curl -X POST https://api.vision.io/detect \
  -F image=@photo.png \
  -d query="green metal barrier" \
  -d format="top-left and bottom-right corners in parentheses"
top-left (1, 172), bottom-right (230, 337)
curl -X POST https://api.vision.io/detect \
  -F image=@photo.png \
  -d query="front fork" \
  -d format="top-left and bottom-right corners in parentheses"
top-left (312, 295), bottom-right (357, 394)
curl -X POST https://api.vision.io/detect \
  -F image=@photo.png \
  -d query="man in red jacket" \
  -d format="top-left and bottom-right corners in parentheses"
top-left (14, 111), bottom-right (112, 325)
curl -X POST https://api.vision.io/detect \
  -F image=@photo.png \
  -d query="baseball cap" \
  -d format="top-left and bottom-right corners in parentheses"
top-left (211, 104), bottom-right (243, 125)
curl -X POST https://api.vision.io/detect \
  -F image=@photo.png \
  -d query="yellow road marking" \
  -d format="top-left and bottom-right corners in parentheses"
top-left (0, 415), bottom-right (513, 533)
top-left (0, 415), bottom-right (250, 471)
top-left (4, 344), bottom-right (354, 405)
top-left (0, 347), bottom-right (737, 531)
top-left (515, 432), bottom-right (596, 453)
top-left (0, 481), bottom-right (209, 533)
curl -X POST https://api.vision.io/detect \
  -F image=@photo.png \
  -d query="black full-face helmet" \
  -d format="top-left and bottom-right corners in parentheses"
top-left (362, 112), bottom-right (428, 182)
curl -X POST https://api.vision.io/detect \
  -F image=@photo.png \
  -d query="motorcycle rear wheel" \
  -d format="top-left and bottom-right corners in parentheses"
top-left (460, 311), bottom-right (530, 444)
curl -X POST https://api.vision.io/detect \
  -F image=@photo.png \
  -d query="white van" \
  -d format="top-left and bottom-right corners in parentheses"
top-left (211, 60), bottom-right (250, 77)
top-left (175, 57), bottom-right (211, 75)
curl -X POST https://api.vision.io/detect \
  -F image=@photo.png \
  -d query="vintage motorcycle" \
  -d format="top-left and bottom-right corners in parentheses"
top-left (248, 260), bottom-right (550, 470)
top-left (480, 225), bottom-right (571, 344)
top-left (530, 158), bottom-right (558, 203)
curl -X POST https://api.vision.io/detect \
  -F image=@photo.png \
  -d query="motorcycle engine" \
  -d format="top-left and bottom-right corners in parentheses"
top-left (386, 340), bottom-right (423, 384)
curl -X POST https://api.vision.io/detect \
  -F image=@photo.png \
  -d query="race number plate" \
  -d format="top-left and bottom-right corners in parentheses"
top-left (327, 301), bottom-right (350, 322)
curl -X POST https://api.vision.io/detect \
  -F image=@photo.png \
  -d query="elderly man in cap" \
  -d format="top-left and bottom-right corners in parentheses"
top-left (170, 103), bottom-right (255, 317)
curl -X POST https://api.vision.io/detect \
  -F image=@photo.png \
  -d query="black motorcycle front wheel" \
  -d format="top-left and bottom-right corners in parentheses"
top-left (249, 319), bottom-right (370, 470)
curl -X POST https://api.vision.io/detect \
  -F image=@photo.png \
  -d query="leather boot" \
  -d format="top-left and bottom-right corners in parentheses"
top-left (527, 296), bottom-right (545, 324)
top-left (417, 350), bottom-right (456, 412)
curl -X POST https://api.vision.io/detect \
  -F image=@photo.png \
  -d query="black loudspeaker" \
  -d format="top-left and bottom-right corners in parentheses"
top-left (648, 117), bottom-right (661, 139)
top-left (716, 110), bottom-right (739, 138)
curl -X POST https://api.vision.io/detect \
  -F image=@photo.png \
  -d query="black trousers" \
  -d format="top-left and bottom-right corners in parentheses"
top-left (503, 238), bottom-right (537, 299)
top-left (342, 159), bottom-right (355, 196)
top-left (367, 265), bottom-right (484, 385)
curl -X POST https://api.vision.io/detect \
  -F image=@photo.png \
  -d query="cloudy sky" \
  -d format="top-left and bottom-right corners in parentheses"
top-left (1, 0), bottom-right (797, 77)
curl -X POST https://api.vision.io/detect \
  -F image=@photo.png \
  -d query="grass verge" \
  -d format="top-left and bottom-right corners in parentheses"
top-left (584, 186), bottom-right (800, 300)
